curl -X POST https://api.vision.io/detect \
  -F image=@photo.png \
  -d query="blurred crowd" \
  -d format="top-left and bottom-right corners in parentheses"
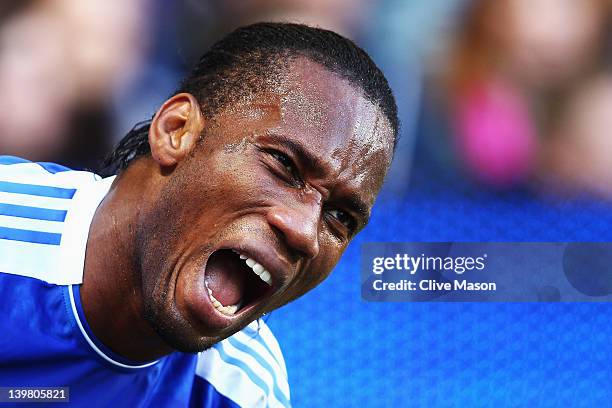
top-left (426, 0), bottom-right (612, 200)
top-left (0, 0), bottom-right (149, 168)
top-left (1, 0), bottom-right (611, 200)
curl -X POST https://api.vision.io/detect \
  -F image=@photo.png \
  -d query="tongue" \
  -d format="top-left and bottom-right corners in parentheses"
top-left (204, 250), bottom-right (247, 306)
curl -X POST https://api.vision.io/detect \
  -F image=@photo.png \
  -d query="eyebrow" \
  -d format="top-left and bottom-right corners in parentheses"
top-left (267, 133), bottom-right (372, 227)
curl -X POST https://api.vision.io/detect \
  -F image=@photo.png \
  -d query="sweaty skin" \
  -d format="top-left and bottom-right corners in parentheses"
top-left (80, 58), bottom-right (394, 362)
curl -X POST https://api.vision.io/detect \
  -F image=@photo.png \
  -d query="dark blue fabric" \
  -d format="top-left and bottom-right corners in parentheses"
top-left (0, 203), bottom-right (67, 222)
top-left (0, 181), bottom-right (76, 199)
top-left (190, 376), bottom-right (241, 408)
top-left (0, 263), bottom-right (246, 407)
top-left (0, 156), bottom-right (30, 165)
top-left (37, 162), bottom-right (72, 174)
top-left (0, 156), bottom-right (72, 174)
top-left (0, 226), bottom-right (62, 245)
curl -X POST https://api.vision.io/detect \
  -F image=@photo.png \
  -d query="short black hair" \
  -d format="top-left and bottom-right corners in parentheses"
top-left (100, 22), bottom-right (398, 176)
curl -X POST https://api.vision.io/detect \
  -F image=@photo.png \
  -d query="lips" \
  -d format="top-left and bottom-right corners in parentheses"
top-left (203, 249), bottom-right (273, 316)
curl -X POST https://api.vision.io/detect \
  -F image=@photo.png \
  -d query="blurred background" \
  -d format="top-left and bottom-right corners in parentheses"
top-left (3, 0), bottom-right (612, 406)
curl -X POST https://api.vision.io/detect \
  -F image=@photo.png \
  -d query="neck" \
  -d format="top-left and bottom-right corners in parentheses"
top-left (80, 160), bottom-right (174, 362)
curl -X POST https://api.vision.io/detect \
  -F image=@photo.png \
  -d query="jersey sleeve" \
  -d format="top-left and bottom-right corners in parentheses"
top-left (191, 319), bottom-right (291, 407)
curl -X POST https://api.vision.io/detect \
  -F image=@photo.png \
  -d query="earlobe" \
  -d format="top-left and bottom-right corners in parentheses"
top-left (148, 93), bottom-right (204, 167)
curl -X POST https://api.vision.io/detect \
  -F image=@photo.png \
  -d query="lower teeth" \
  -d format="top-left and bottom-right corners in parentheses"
top-left (205, 282), bottom-right (241, 315)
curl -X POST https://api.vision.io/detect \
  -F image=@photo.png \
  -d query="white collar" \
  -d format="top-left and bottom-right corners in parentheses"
top-left (56, 175), bottom-right (116, 284)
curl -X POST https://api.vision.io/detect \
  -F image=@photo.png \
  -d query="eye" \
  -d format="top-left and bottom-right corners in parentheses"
top-left (326, 208), bottom-right (357, 235)
top-left (270, 151), bottom-right (295, 174)
top-left (266, 149), bottom-right (303, 187)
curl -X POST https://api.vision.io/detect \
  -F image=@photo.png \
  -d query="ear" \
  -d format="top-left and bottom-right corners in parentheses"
top-left (149, 93), bottom-right (204, 167)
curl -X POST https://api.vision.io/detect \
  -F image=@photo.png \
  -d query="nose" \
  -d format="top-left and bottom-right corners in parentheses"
top-left (266, 199), bottom-right (321, 260)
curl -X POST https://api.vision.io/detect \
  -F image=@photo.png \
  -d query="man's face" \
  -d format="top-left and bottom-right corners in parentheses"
top-left (138, 59), bottom-right (394, 352)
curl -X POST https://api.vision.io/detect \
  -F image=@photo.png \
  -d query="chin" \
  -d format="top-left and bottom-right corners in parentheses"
top-left (143, 298), bottom-right (221, 354)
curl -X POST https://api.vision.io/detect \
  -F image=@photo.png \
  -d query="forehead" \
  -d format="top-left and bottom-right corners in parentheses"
top-left (213, 58), bottom-right (394, 203)
top-left (279, 58), bottom-right (393, 164)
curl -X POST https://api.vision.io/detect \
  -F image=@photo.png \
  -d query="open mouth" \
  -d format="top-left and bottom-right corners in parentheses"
top-left (203, 249), bottom-right (273, 316)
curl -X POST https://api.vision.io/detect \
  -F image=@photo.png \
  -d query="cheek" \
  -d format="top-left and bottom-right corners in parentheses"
top-left (192, 146), bottom-right (266, 198)
top-left (200, 147), bottom-right (304, 212)
top-left (136, 192), bottom-right (187, 303)
top-left (293, 244), bottom-right (345, 298)
top-left (161, 147), bottom-right (286, 244)
top-left (172, 152), bottom-right (253, 220)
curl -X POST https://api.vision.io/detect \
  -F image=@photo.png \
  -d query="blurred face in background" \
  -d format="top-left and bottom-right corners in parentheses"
top-left (489, 0), bottom-right (607, 88)
top-left (547, 75), bottom-right (612, 199)
top-left (57, 0), bottom-right (149, 104)
top-left (0, 0), bottom-right (149, 161)
top-left (218, 0), bottom-right (371, 37)
top-left (0, 4), bottom-right (73, 160)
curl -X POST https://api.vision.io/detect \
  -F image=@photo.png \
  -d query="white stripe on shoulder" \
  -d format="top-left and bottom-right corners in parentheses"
top-left (0, 191), bottom-right (73, 210)
top-left (252, 320), bottom-right (289, 379)
top-left (196, 321), bottom-right (290, 408)
top-left (233, 321), bottom-right (289, 384)
top-left (0, 239), bottom-right (58, 282)
top-left (221, 336), bottom-right (289, 407)
top-left (0, 215), bottom-right (64, 234)
top-left (196, 346), bottom-right (268, 408)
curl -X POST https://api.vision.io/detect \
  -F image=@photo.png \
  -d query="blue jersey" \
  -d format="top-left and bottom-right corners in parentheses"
top-left (0, 156), bottom-right (291, 407)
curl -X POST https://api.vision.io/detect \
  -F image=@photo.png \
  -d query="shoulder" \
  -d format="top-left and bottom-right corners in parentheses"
top-left (0, 155), bottom-right (100, 213)
top-left (0, 156), bottom-right (112, 285)
top-left (195, 319), bottom-right (291, 408)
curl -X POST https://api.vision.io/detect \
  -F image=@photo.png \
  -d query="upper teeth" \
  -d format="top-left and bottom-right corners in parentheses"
top-left (234, 250), bottom-right (273, 286)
